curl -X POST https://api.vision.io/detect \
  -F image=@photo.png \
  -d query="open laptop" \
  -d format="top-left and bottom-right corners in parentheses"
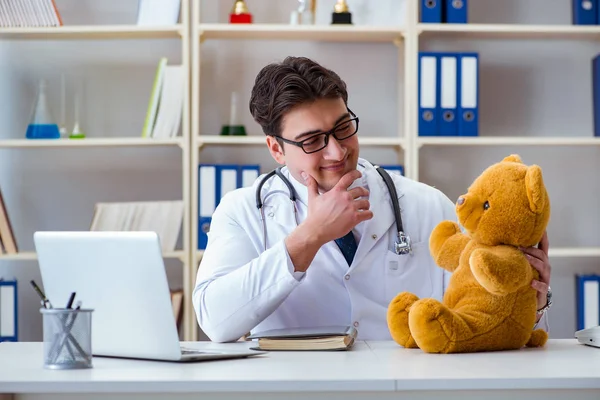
top-left (34, 231), bottom-right (265, 362)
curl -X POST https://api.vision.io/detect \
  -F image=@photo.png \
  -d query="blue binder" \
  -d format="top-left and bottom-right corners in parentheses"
top-left (457, 52), bottom-right (479, 136)
top-left (238, 165), bottom-right (260, 188)
top-left (198, 164), bottom-right (262, 249)
top-left (379, 164), bottom-right (405, 176)
top-left (0, 279), bottom-right (18, 342)
top-left (198, 164), bottom-right (217, 250)
top-left (576, 274), bottom-right (600, 331)
top-left (593, 54), bottom-right (600, 137)
top-left (445, 0), bottom-right (468, 23)
top-left (418, 52), bottom-right (439, 136)
top-left (421, 0), bottom-right (442, 23)
top-left (572, 0), bottom-right (597, 25)
top-left (439, 53), bottom-right (459, 136)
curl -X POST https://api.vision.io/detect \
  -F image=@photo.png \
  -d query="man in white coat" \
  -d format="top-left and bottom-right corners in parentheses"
top-left (193, 56), bottom-right (552, 343)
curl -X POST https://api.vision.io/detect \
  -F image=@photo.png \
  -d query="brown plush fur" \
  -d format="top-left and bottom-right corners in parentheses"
top-left (387, 154), bottom-right (551, 353)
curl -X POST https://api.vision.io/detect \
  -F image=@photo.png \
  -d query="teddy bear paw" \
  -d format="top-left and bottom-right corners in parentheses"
top-left (526, 329), bottom-right (548, 348)
top-left (387, 292), bottom-right (420, 348)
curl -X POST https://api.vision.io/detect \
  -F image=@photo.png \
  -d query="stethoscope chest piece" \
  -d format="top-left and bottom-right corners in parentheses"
top-left (395, 231), bottom-right (412, 255)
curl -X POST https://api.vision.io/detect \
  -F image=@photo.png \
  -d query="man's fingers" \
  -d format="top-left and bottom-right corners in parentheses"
top-left (348, 187), bottom-right (369, 199)
top-left (521, 246), bottom-right (546, 261)
top-left (302, 172), bottom-right (319, 198)
top-left (353, 199), bottom-right (370, 211)
top-left (356, 210), bottom-right (374, 222)
top-left (335, 169), bottom-right (362, 190)
top-left (538, 230), bottom-right (549, 254)
top-left (531, 279), bottom-right (548, 294)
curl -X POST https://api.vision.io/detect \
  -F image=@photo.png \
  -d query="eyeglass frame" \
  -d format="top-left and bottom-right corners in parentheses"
top-left (272, 108), bottom-right (360, 154)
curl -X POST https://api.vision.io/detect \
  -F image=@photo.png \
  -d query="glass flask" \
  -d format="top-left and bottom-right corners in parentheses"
top-left (26, 79), bottom-right (60, 139)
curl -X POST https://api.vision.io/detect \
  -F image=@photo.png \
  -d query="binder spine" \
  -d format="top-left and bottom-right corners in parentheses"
top-left (572, 0), bottom-right (598, 25)
top-left (0, 280), bottom-right (18, 342)
top-left (445, 0), bottom-right (468, 23)
top-left (593, 55), bottom-right (600, 137)
top-left (421, 0), bottom-right (442, 23)
top-left (457, 52), bottom-right (479, 137)
top-left (418, 52), bottom-right (439, 136)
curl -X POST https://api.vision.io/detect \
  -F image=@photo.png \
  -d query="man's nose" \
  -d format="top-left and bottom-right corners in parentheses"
top-left (324, 136), bottom-right (346, 158)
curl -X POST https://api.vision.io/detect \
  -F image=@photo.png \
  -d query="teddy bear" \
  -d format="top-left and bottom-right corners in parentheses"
top-left (387, 154), bottom-right (550, 353)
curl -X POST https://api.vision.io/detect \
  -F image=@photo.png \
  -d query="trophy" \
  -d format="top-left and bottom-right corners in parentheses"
top-left (290, 0), bottom-right (315, 25)
top-left (229, 0), bottom-right (252, 24)
top-left (331, 0), bottom-right (352, 24)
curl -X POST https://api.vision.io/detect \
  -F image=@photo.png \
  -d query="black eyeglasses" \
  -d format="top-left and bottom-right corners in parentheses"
top-left (275, 109), bottom-right (360, 154)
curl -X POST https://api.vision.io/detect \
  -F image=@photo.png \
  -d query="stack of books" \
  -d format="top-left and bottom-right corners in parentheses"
top-left (0, 0), bottom-right (63, 27)
top-left (247, 326), bottom-right (358, 351)
top-left (89, 200), bottom-right (183, 252)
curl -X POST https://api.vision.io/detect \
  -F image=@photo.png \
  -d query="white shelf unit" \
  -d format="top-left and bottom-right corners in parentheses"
top-left (0, 3), bottom-right (194, 339)
top-left (188, 0), bottom-right (600, 340)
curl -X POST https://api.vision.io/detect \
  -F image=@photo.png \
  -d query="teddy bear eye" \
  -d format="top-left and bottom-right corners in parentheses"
top-left (483, 201), bottom-right (490, 210)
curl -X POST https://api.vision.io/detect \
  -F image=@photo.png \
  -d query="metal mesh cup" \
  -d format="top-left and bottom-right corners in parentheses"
top-left (40, 308), bottom-right (94, 369)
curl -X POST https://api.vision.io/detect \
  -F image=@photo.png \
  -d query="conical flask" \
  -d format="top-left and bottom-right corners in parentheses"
top-left (26, 79), bottom-right (60, 139)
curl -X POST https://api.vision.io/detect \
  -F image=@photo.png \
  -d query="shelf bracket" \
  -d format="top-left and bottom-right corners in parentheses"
top-left (393, 36), bottom-right (403, 48)
top-left (199, 31), bottom-right (205, 44)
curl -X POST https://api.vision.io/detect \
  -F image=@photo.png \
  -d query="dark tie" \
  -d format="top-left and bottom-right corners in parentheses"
top-left (334, 231), bottom-right (358, 266)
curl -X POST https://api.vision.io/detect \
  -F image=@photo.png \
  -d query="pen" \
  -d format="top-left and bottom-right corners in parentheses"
top-left (66, 292), bottom-right (76, 309)
top-left (30, 280), bottom-right (53, 309)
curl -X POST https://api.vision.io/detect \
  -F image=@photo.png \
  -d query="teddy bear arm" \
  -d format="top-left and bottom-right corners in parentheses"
top-left (430, 221), bottom-right (470, 273)
top-left (470, 246), bottom-right (533, 295)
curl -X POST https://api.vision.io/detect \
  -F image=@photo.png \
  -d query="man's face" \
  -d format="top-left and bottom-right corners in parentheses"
top-left (266, 97), bottom-right (360, 193)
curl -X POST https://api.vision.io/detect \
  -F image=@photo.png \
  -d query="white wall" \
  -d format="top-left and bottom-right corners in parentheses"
top-left (1, 0), bottom-right (597, 341)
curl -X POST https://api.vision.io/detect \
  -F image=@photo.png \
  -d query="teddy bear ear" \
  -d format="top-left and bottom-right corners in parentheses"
top-left (525, 165), bottom-right (546, 214)
top-left (502, 154), bottom-right (523, 163)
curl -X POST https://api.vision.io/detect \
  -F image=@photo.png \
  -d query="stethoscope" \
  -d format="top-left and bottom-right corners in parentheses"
top-left (255, 163), bottom-right (412, 256)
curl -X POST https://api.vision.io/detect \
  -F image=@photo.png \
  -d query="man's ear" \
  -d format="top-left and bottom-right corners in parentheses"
top-left (266, 136), bottom-right (286, 165)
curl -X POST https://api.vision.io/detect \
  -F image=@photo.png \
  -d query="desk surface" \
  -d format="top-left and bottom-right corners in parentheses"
top-left (1, 339), bottom-right (600, 394)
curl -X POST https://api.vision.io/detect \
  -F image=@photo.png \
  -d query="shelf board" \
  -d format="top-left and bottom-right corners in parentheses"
top-left (198, 23), bottom-right (403, 42)
top-left (549, 247), bottom-right (600, 258)
top-left (0, 25), bottom-right (184, 40)
top-left (418, 23), bottom-right (600, 40)
top-left (0, 250), bottom-right (186, 261)
top-left (0, 137), bottom-right (184, 148)
top-left (417, 136), bottom-right (600, 147)
top-left (198, 135), bottom-right (404, 148)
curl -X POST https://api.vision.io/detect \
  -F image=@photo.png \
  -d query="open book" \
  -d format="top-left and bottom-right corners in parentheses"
top-left (246, 325), bottom-right (357, 351)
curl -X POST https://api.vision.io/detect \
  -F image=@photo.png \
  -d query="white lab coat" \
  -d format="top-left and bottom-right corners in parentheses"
top-left (192, 158), bottom-right (465, 343)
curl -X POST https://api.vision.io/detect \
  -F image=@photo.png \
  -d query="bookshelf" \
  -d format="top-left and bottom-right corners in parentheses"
top-left (189, 0), bottom-right (600, 340)
top-left (0, 24), bottom-right (185, 40)
top-left (2, 1), bottom-right (599, 342)
top-left (0, 1), bottom-right (194, 340)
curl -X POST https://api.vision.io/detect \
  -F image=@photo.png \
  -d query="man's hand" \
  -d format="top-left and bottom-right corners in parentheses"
top-left (521, 231), bottom-right (551, 321)
top-left (302, 169), bottom-right (374, 244)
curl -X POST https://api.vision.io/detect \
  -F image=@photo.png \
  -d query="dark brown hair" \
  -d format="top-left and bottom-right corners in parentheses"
top-left (249, 56), bottom-right (349, 138)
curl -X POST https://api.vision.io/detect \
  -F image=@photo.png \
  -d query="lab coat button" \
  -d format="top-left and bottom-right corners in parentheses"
top-left (372, 234), bottom-right (377, 239)
top-left (268, 212), bottom-right (274, 217)
top-left (353, 321), bottom-right (359, 327)
top-left (344, 274), bottom-right (350, 280)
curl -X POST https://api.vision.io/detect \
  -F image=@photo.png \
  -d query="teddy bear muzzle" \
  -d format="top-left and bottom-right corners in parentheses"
top-left (457, 196), bottom-right (466, 206)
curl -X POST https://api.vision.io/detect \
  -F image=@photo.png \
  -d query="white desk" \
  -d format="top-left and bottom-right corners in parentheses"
top-left (1, 339), bottom-right (599, 400)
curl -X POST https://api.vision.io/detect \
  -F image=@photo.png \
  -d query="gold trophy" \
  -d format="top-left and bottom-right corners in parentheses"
top-left (331, 0), bottom-right (352, 24)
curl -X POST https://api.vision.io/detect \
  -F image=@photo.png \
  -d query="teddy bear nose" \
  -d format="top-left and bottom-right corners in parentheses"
top-left (457, 197), bottom-right (465, 206)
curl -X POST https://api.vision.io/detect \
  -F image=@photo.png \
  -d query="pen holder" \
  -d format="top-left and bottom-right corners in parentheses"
top-left (40, 308), bottom-right (94, 369)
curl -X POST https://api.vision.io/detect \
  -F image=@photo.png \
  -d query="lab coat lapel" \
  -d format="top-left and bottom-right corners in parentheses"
top-left (352, 167), bottom-right (402, 268)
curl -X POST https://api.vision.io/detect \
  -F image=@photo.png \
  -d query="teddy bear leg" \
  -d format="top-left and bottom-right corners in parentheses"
top-left (387, 292), bottom-right (420, 348)
top-left (526, 329), bottom-right (548, 348)
top-left (408, 298), bottom-right (468, 354)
